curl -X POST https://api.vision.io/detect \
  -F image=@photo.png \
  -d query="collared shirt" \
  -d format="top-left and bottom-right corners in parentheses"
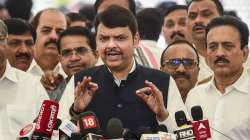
top-left (27, 59), bottom-right (67, 78)
top-left (0, 61), bottom-right (49, 139)
top-left (197, 54), bottom-right (213, 83)
top-left (186, 68), bottom-right (250, 140)
top-left (109, 59), bottom-right (136, 87)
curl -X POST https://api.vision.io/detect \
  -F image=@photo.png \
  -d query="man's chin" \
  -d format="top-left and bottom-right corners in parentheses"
top-left (16, 63), bottom-right (30, 71)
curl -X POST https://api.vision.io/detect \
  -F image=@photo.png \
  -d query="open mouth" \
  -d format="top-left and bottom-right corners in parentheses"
top-left (193, 26), bottom-right (205, 33)
top-left (105, 51), bottom-right (122, 61)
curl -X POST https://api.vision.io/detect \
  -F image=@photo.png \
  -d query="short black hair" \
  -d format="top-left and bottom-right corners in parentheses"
top-left (95, 5), bottom-right (138, 37)
top-left (57, 26), bottom-right (96, 53)
top-left (206, 15), bottom-right (249, 49)
top-left (5, 0), bottom-right (32, 20)
top-left (94, 0), bottom-right (136, 15)
top-left (160, 40), bottom-right (200, 67)
top-left (187, 0), bottom-right (224, 15)
top-left (163, 5), bottom-right (187, 18)
top-left (136, 8), bottom-right (162, 41)
top-left (66, 12), bottom-right (88, 23)
top-left (4, 18), bottom-right (36, 41)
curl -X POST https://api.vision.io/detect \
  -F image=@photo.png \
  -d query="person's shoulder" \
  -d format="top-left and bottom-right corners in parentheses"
top-left (74, 65), bottom-right (107, 82)
top-left (138, 65), bottom-right (169, 78)
top-left (14, 67), bottom-right (40, 81)
top-left (189, 81), bottom-right (210, 97)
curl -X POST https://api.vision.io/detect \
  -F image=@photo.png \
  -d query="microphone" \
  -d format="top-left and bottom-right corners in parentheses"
top-left (59, 118), bottom-right (78, 140)
top-left (32, 100), bottom-right (59, 140)
top-left (105, 118), bottom-right (123, 139)
top-left (105, 118), bottom-right (138, 139)
top-left (191, 106), bottom-right (211, 140)
top-left (18, 123), bottom-right (36, 140)
top-left (78, 111), bottom-right (103, 140)
top-left (174, 111), bottom-right (195, 140)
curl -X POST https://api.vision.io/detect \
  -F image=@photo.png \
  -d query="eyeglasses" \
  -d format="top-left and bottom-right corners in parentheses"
top-left (61, 47), bottom-right (92, 58)
top-left (163, 58), bottom-right (198, 69)
top-left (8, 39), bottom-right (34, 48)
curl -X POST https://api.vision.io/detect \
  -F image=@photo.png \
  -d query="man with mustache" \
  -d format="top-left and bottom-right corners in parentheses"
top-left (0, 20), bottom-right (49, 139)
top-left (29, 8), bottom-right (67, 77)
top-left (4, 18), bottom-right (35, 71)
top-left (186, 16), bottom-right (250, 139)
top-left (187, 0), bottom-right (223, 82)
top-left (41, 27), bottom-right (98, 101)
top-left (61, 6), bottom-right (187, 132)
top-left (162, 5), bottom-right (192, 45)
top-left (160, 40), bottom-right (199, 102)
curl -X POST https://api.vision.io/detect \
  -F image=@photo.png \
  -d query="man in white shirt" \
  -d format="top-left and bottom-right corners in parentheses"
top-left (186, 16), bottom-right (250, 139)
top-left (28, 8), bottom-right (67, 77)
top-left (187, 0), bottom-right (223, 82)
top-left (0, 20), bottom-right (49, 139)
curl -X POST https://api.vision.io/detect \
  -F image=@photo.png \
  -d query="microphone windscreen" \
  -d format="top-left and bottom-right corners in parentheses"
top-left (175, 111), bottom-right (188, 127)
top-left (34, 100), bottom-right (59, 137)
top-left (191, 106), bottom-right (203, 121)
top-left (105, 118), bottom-right (123, 139)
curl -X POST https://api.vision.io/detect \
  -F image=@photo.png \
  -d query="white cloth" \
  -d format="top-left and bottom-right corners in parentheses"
top-left (58, 70), bottom-right (187, 132)
top-left (0, 62), bottom-right (49, 139)
top-left (185, 68), bottom-right (250, 140)
top-left (158, 77), bottom-right (189, 132)
top-left (27, 59), bottom-right (67, 78)
top-left (197, 55), bottom-right (213, 82)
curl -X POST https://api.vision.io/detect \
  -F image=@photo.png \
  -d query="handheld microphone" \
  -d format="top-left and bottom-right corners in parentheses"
top-left (78, 111), bottom-right (103, 140)
top-left (18, 123), bottom-right (36, 140)
top-left (191, 106), bottom-right (211, 140)
top-left (59, 118), bottom-right (78, 139)
top-left (174, 111), bottom-right (195, 140)
top-left (105, 118), bottom-right (123, 139)
top-left (105, 118), bottom-right (138, 139)
top-left (32, 100), bottom-right (59, 140)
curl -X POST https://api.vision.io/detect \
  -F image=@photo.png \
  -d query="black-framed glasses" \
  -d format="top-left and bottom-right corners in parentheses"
top-left (61, 46), bottom-right (92, 58)
top-left (163, 58), bottom-right (198, 69)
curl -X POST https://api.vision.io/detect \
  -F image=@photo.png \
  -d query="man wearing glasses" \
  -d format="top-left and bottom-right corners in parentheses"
top-left (160, 40), bottom-right (199, 102)
top-left (40, 26), bottom-right (98, 102)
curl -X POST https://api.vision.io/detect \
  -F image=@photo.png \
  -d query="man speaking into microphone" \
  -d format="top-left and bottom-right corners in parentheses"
top-left (65, 5), bottom-right (187, 133)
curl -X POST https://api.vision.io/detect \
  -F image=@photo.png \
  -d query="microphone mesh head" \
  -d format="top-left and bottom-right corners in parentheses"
top-left (191, 106), bottom-right (203, 121)
top-left (105, 118), bottom-right (123, 139)
top-left (175, 111), bottom-right (188, 127)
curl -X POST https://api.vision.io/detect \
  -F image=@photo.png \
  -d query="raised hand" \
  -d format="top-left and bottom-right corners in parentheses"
top-left (73, 76), bottom-right (98, 112)
top-left (136, 80), bottom-right (169, 121)
top-left (40, 71), bottom-right (64, 90)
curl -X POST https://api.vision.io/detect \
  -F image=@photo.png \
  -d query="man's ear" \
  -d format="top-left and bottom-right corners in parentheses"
top-left (242, 46), bottom-right (249, 63)
top-left (133, 32), bottom-right (140, 48)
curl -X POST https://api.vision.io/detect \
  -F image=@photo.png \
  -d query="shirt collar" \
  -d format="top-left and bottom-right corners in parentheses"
top-left (107, 59), bottom-right (136, 86)
top-left (206, 68), bottom-right (249, 94)
top-left (0, 61), bottom-right (18, 83)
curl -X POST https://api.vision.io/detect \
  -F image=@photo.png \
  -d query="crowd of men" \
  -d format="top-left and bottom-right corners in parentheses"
top-left (0, 0), bottom-right (250, 139)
